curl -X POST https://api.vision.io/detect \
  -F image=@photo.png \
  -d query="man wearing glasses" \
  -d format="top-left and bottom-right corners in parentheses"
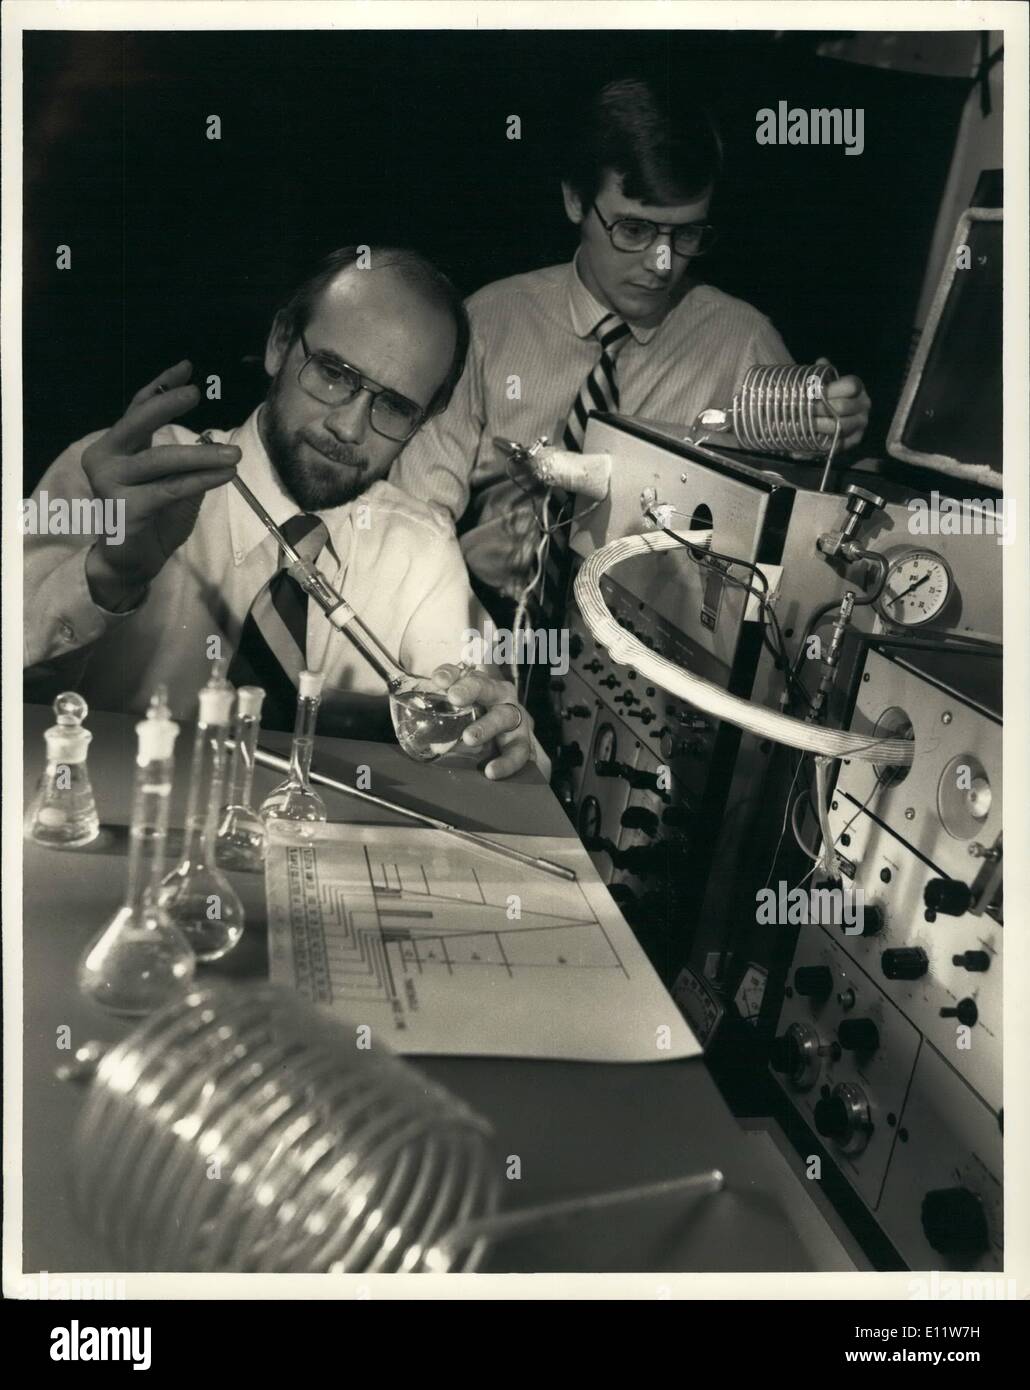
top-left (391, 77), bottom-right (871, 610)
top-left (23, 246), bottom-right (537, 780)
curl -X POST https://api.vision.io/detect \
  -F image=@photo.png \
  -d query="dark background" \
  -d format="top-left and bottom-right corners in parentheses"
top-left (23, 29), bottom-right (975, 488)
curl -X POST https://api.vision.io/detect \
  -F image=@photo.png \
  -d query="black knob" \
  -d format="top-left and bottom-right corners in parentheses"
top-left (583, 658), bottom-right (602, 673)
top-left (881, 947), bottom-right (929, 981)
top-left (940, 998), bottom-right (978, 1026)
top-left (614, 691), bottom-right (638, 707)
top-left (793, 966), bottom-right (833, 1001)
top-left (813, 1095), bottom-right (849, 1140)
top-left (582, 834), bottom-right (617, 858)
top-left (920, 1188), bottom-right (989, 1258)
top-left (770, 1033), bottom-right (801, 1075)
top-left (562, 704), bottom-right (590, 720)
top-left (838, 1018), bottom-right (880, 1052)
top-left (627, 707), bottom-right (655, 724)
top-left (621, 807), bottom-right (659, 836)
top-left (857, 904), bottom-right (885, 937)
top-left (924, 877), bottom-right (974, 919)
top-left (659, 731), bottom-right (703, 761)
top-left (569, 635), bottom-right (583, 659)
top-left (555, 742), bottom-right (583, 770)
top-left (600, 674), bottom-right (620, 689)
top-left (611, 842), bottom-right (686, 876)
top-left (953, 951), bottom-right (991, 972)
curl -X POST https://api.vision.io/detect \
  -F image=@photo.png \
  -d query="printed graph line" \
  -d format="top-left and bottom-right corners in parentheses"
top-left (285, 842), bottom-right (632, 1012)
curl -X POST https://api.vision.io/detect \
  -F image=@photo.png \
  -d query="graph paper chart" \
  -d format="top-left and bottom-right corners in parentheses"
top-left (265, 824), bottom-right (701, 1061)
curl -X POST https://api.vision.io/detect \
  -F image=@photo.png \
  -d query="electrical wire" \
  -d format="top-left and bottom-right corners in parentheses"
top-left (573, 530), bottom-right (913, 764)
top-left (659, 518), bottom-right (814, 709)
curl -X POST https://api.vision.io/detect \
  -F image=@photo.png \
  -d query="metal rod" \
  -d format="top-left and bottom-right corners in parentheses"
top-left (230, 475), bottom-right (306, 568)
top-left (244, 743), bottom-right (577, 882)
top-left (426, 1169), bottom-right (726, 1265)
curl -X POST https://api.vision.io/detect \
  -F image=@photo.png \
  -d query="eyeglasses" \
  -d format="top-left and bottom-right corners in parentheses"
top-left (296, 333), bottom-right (426, 442)
top-left (591, 203), bottom-right (717, 258)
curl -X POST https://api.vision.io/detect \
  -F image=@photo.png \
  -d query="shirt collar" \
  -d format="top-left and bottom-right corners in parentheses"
top-left (225, 408), bottom-right (345, 568)
top-left (568, 251), bottom-right (660, 346)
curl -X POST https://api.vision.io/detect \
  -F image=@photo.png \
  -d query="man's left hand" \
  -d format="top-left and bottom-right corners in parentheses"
top-left (813, 360), bottom-right (871, 451)
top-left (430, 665), bottom-right (535, 780)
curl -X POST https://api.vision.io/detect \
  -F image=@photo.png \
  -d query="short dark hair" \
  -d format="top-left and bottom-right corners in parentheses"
top-left (273, 245), bottom-right (470, 418)
top-left (562, 78), bottom-right (722, 210)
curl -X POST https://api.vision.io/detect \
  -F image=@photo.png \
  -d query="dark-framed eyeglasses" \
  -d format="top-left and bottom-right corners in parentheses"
top-left (296, 333), bottom-right (426, 443)
top-left (591, 203), bottom-right (717, 258)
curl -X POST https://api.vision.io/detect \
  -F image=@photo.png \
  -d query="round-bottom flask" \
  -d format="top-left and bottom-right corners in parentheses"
top-left (389, 677), bottom-right (477, 762)
top-left (79, 902), bottom-right (195, 1017)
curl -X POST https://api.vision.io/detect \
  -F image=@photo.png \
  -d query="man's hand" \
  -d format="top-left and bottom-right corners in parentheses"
top-left (430, 664), bottom-right (535, 780)
top-left (812, 358), bottom-right (871, 452)
top-left (82, 360), bottom-right (240, 611)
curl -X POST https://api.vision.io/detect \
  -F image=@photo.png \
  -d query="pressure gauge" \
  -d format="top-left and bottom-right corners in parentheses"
top-left (876, 549), bottom-right (954, 628)
top-left (593, 722), bottom-right (618, 768)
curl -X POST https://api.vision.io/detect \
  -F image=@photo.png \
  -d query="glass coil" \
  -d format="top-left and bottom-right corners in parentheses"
top-left (71, 982), bottom-right (500, 1272)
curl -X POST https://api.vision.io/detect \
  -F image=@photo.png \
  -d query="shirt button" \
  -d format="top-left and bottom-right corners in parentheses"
top-left (59, 620), bottom-right (75, 641)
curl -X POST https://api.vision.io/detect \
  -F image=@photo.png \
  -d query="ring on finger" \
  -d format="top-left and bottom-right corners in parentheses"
top-left (506, 702), bottom-right (524, 731)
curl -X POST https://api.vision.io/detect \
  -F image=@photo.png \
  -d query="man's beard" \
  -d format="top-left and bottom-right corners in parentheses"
top-left (259, 374), bottom-right (374, 511)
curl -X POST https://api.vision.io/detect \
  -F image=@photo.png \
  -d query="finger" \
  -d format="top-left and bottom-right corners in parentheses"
top-left (128, 360), bottom-right (193, 408)
top-left (103, 383), bottom-right (204, 455)
top-left (824, 376), bottom-right (864, 401)
top-left (484, 741), bottom-right (532, 780)
top-left (102, 443), bottom-right (241, 486)
top-left (116, 468), bottom-right (239, 514)
top-left (434, 666), bottom-right (509, 710)
top-left (814, 411), bottom-right (868, 438)
top-left (816, 393), bottom-right (865, 417)
top-left (462, 700), bottom-right (523, 748)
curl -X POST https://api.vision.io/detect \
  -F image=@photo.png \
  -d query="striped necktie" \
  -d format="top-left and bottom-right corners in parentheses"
top-left (228, 513), bottom-right (329, 730)
top-left (537, 313), bottom-right (632, 625)
top-left (562, 312), bottom-right (632, 451)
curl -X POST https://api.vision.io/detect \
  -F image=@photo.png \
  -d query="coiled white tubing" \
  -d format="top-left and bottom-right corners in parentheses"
top-left (573, 530), bottom-right (913, 766)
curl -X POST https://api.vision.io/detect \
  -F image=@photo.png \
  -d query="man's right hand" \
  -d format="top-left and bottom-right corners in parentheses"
top-left (82, 360), bottom-right (241, 612)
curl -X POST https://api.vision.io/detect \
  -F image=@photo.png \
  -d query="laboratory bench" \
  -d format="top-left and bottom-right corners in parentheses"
top-left (19, 702), bottom-right (862, 1275)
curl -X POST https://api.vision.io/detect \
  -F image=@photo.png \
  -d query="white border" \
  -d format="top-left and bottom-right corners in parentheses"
top-left (3, 0), bottom-right (1028, 1301)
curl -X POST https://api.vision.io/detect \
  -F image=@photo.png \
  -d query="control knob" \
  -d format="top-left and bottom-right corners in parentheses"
top-left (837, 1018), bottom-right (880, 1052)
top-left (813, 1082), bottom-right (872, 1154)
top-left (881, 947), bottom-right (928, 981)
top-left (920, 1188), bottom-right (990, 1258)
top-left (940, 998), bottom-right (978, 1026)
top-left (793, 965), bottom-right (833, 1001)
top-left (621, 807), bottom-right (660, 837)
top-left (769, 1021), bottom-right (823, 1090)
top-left (953, 951), bottom-right (991, 973)
top-left (924, 877), bottom-right (974, 920)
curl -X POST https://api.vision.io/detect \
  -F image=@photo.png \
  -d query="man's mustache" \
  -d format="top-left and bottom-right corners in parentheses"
top-left (301, 432), bottom-right (369, 469)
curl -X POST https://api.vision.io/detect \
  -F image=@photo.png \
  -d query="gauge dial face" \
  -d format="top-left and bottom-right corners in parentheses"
top-left (593, 722), bottom-right (617, 769)
top-left (877, 550), bottom-right (953, 628)
top-left (577, 796), bottom-right (601, 842)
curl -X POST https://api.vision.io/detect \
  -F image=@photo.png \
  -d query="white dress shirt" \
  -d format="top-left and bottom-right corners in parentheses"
top-left (391, 257), bottom-right (792, 594)
top-left (24, 408), bottom-right (486, 721)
